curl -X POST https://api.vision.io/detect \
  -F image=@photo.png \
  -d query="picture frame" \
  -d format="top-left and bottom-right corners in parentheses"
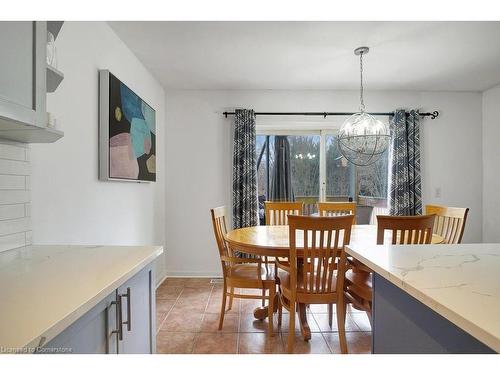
top-left (98, 70), bottom-right (156, 182)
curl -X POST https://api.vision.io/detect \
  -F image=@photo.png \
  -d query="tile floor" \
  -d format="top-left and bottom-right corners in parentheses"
top-left (156, 277), bottom-right (371, 354)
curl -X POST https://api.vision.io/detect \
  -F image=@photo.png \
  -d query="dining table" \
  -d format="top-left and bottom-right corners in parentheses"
top-left (225, 224), bottom-right (445, 341)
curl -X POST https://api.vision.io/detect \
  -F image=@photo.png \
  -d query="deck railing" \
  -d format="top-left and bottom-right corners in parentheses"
top-left (295, 195), bottom-right (352, 215)
top-left (296, 195), bottom-right (388, 224)
top-left (260, 195), bottom-right (388, 225)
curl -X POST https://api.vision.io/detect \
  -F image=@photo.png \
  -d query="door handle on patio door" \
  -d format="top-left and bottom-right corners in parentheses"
top-left (120, 287), bottom-right (131, 332)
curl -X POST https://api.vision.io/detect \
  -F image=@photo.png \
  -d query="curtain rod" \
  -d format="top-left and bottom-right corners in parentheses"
top-left (223, 110), bottom-right (439, 119)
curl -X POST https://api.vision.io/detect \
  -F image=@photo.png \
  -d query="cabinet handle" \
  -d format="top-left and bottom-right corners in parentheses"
top-left (106, 295), bottom-right (122, 353)
top-left (113, 293), bottom-right (123, 341)
top-left (120, 287), bottom-right (131, 332)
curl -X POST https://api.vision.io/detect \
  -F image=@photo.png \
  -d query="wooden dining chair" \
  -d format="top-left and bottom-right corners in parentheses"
top-left (318, 202), bottom-right (357, 224)
top-left (265, 201), bottom-right (304, 225)
top-left (425, 205), bottom-right (469, 244)
top-left (376, 214), bottom-right (436, 245)
top-left (317, 202), bottom-right (357, 326)
top-left (264, 201), bottom-right (304, 275)
top-left (210, 206), bottom-right (277, 337)
top-left (276, 214), bottom-right (354, 353)
top-left (336, 214), bottom-right (436, 354)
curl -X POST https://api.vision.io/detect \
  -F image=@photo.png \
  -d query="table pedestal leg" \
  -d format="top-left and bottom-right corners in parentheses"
top-left (253, 293), bottom-right (279, 320)
top-left (252, 298), bottom-right (311, 341)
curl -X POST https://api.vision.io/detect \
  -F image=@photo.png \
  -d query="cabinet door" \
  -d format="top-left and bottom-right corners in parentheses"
top-left (0, 22), bottom-right (33, 109)
top-left (117, 265), bottom-right (155, 354)
top-left (44, 291), bottom-right (119, 354)
top-left (0, 21), bottom-right (46, 128)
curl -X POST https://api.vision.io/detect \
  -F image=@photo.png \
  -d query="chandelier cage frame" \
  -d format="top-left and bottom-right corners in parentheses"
top-left (337, 46), bottom-right (392, 167)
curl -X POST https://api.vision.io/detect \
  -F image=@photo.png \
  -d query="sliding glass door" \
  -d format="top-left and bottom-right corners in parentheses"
top-left (256, 128), bottom-right (389, 224)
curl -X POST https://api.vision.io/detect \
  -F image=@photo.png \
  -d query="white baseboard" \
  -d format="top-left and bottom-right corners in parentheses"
top-left (164, 270), bottom-right (222, 278)
top-left (155, 274), bottom-right (169, 289)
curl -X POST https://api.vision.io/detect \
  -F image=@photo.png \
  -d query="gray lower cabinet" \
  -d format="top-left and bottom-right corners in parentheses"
top-left (372, 273), bottom-right (495, 353)
top-left (44, 262), bottom-right (155, 354)
top-left (118, 264), bottom-right (156, 354)
top-left (43, 291), bottom-right (118, 354)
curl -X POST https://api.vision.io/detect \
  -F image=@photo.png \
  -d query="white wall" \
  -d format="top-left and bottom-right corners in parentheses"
top-left (31, 22), bottom-right (167, 284)
top-left (165, 89), bottom-right (483, 277)
top-left (482, 84), bottom-right (500, 242)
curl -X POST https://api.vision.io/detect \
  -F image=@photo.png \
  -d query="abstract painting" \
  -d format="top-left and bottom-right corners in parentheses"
top-left (99, 70), bottom-right (156, 182)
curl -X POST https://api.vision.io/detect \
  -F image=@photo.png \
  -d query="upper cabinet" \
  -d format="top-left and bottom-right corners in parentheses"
top-left (0, 21), bottom-right (64, 143)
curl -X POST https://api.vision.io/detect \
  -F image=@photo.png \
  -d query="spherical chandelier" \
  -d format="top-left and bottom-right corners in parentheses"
top-left (338, 47), bottom-right (391, 166)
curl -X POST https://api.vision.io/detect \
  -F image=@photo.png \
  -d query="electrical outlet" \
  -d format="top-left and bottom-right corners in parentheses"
top-left (435, 187), bottom-right (441, 198)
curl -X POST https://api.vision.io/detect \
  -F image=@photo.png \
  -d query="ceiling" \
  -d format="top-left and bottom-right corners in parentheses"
top-left (109, 21), bottom-right (500, 91)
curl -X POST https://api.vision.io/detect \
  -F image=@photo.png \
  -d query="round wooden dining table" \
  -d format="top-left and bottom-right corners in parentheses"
top-left (225, 224), bottom-right (444, 340)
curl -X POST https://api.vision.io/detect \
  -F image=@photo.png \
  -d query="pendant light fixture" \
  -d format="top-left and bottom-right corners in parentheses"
top-left (338, 47), bottom-right (390, 166)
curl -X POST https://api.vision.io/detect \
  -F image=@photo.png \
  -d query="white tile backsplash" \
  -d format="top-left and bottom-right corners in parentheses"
top-left (0, 142), bottom-right (26, 161)
top-left (0, 174), bottom-right (26, 189)
top-left (0, 158), bottom-right (30, 175)
top-left (0, 232), bottom-right (26, 253)
top-left (0, 140), bottom-right (31, 252)
top-left (0, 204), bottom-right (26, 220)
top-left (0, 217), bottom-right (31, 236)
top-left (0, 190), bottom-right (30, 205)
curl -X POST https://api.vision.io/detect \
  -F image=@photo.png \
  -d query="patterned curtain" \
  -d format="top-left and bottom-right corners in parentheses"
top-left (388, 109), bottom-right (422, 216)
top-left (232, 109), bottom-right (259, 229)
top-left (269, 136), bottom-right (295, 201)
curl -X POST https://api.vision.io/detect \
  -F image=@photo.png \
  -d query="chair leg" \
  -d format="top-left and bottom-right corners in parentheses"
top-left (336, 295), bottom-right (348, 354)
top-left (228, 287), bottom-right (234, 310)
top-left (328, 303), bottom-right (333, 327)
top-left (287, 301), bottom-right (295, 354)
top-left (219, 283), bottom-right (228, 330)
top-left (267, 286), bottom-right (275, 337)
top-left (261, 288), bottom-right (266, 307)
top-left (277, 296), bottom-right (282, 328)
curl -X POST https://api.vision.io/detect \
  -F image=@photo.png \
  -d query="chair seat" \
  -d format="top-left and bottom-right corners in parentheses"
top-left (345, 269), bottom-right (372, 301)
top-left (278, 270), bottom-right (337, 304)
top-left (227, 263), bottom-right (276, 284)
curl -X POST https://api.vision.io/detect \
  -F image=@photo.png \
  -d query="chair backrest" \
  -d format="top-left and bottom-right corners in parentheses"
top-left (265, 201), bottom-right (304, 225)
top-left (317, 202), bottom-right (357, 224)
top-left (210, 206), bottom-right (231, 275)
top-left (369, 206), bottom-right (389, 225)
top-left (288, 215), bottom-right (354, 296)
top-left (425, 205), bottom-right (469, 244)
top-left (376, 215), bottom-right (436, 245)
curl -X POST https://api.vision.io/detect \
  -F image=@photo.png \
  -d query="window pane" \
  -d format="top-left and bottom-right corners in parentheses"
top-left (326, 134), bottom-right (354, 201)
top-left (256, 135), bottom-right (319, 216)
top-left (289, 135), bottom-right (320, 214)
top-left (357, 148), bottom-right (389, 199)
top-left (256, 135), bottom-right (273, 224)
top-left (256, 135), bottom-right (267, 198)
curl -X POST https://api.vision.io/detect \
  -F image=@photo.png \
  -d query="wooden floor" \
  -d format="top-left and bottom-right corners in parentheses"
top-left (156, 277), bottom-right (372, 354)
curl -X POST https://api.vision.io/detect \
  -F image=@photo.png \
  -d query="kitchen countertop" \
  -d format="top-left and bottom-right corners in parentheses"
top-left (0, 245), bottom-right (163, 351)
top-left (345, 243), bottom-right (500, 352)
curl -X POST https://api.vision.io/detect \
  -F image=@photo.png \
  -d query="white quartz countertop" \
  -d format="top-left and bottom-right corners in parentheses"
top-left (0, 245), bottom-right (163, 351)
top-left (345, 243), bottom-right (500, 352)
